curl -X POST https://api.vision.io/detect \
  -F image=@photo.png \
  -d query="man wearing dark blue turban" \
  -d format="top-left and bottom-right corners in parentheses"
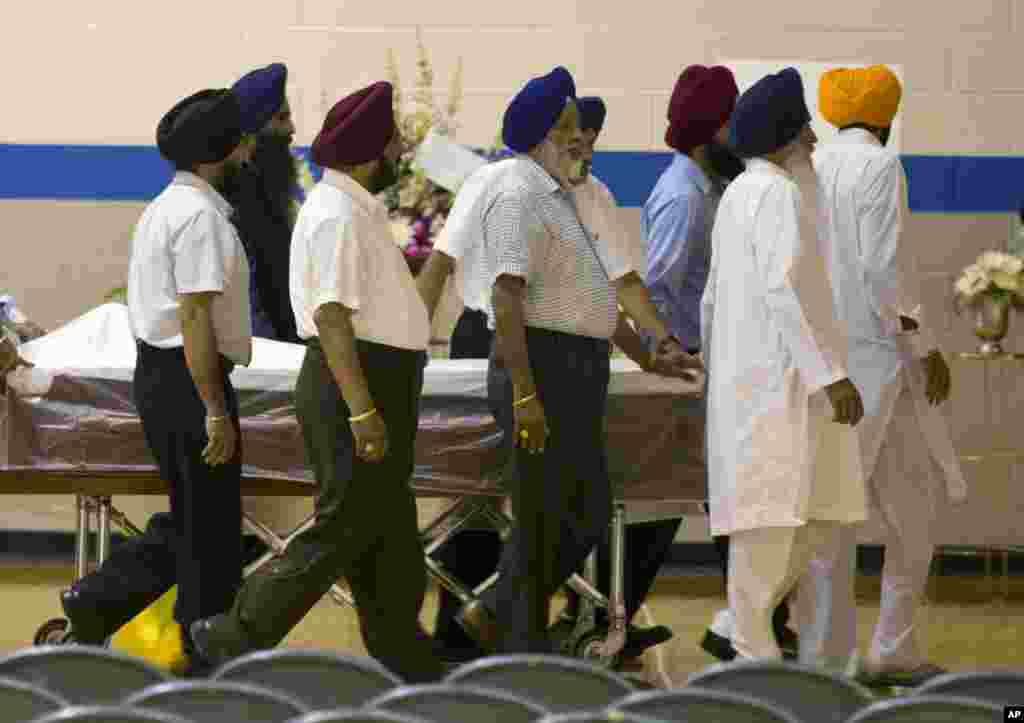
top-left (452, 67), bottom-right (702, 655)
top-left (702, 68), bottom-right (867, 660)
top-left (223, 63), bottom-right (301, 344)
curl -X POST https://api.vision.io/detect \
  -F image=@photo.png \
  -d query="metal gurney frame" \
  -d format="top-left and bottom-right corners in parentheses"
top-left (4, 466), bottom-right (702, 669)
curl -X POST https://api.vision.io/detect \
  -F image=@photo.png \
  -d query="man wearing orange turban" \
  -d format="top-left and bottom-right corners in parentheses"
top-left (793, 65), bottom-right (964, 686)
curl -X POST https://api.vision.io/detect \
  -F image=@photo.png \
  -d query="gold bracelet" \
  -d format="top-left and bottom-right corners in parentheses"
top-left (349, 408), bottom-right (378, 423)
top-left (512, 393), bottom-right (536, 408)
top-left (207, 415), bottom-right (227, 423)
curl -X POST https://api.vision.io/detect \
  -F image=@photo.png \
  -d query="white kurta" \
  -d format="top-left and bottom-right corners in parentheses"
top-left (700, 158), bottom-right (867, 537)
top-left (813, 130), bottom-right (966, 502)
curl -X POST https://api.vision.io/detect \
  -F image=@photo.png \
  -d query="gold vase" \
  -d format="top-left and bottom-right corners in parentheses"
top-left (973, 295), bottom-right (1011, 354)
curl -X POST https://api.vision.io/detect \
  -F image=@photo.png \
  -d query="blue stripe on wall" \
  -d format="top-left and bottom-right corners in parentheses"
top-left (1, 143), bottom-right (1021, 213)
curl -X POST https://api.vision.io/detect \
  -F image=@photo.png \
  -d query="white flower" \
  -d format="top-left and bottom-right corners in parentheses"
top-left (977, 250), bottom-right (1020, 274)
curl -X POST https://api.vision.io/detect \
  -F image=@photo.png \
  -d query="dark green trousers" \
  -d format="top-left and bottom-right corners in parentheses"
top-left (221, 338), bottom-right (441, 683)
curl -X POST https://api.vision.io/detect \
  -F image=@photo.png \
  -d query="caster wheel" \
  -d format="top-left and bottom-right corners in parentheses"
top-left (34, 618), bottom-right (72, 646)
top-left (574, 632), bottom-right (620, 670)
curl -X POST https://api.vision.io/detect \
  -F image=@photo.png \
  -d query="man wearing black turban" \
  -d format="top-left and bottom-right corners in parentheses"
top-left (58, 89), bottom-right (253, 676)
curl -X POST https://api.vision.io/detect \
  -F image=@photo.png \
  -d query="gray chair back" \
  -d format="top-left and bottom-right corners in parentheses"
top-left (916, 670), bottom-right (1024, 706)
top-left (846, 695), bottom-right (1005, 723)
top-left (615, 687), bottom-right (802, 723)
top-left (688, 661), bottom-right (872, 723)
top-left (284, 711), bottom-right (433, 723)
top-left (0, 646), bottom-right (171, 705)
top-left (0, 675), bottom-right (66, 720)
top-left (444, 654), bottom-right (634, 714)
top-left (125, 680), bottom-right (307, 722)
top-left (213, 650), bottom-right (401, 710)
top-left (28, 706), bottom-right (193, 723)
top-left (369, 683), bottom-right (547, 723)
top-left (536, 714), bottom-right (672, 723)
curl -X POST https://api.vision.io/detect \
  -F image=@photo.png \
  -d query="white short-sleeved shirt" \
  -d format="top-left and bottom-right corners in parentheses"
top-left (290, 169), bottom-right (430, 351)
top-left (127, 172), bottom-right (253, 366)
top-left (433, 159), bottom-right (515, 312)
top-left (572, 173), bottom-right (634, 281)
top-left (481, 157), bottom-right (626, 340)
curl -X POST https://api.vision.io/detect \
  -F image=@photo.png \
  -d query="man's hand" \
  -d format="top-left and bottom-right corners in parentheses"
top-left (0, 338), bottom-right (32, 375)
top-left (202, 414), bottom-right (238, 467)
top-left (14, 321), bottom-right (46, 341)
top-left (513, 395), bottom-right (549, 455)
top-left (351, 410), bottom-right (389, 463)
top-left (825, 378), bottom-right (864, 426)
top-left (922, 350), bottom-right (951, 406)
top-left (652, 336), bottom-right (704, 381)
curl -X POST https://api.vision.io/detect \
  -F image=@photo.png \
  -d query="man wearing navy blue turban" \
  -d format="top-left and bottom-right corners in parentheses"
top-left (453, 67), bottom-right (702, 654)
top-left (222, 63), bottom-right (301, 344)
top-left (702, 68), bottom-right (868, 660)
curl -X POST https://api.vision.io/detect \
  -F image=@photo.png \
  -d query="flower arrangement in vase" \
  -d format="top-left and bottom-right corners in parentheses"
top-left (953, 250), bottom-right (1024, 354)
top-left (382, 29), bottom-right (464, 275)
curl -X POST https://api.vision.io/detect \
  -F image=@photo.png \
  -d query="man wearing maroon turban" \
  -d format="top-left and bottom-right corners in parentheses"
top-left (645, 65), bottom-right (800, 663)
top-left (192, 81), bottom-right (443, 683)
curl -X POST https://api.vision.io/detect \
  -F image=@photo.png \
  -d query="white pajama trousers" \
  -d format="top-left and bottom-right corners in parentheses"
top-left (729, 521), bottom-right (842, 660)
top-left (791, 388), bottom-right (945, 672)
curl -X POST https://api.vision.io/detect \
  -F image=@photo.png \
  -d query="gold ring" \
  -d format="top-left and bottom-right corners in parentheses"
top-left (520, 430), bottom-right (529, 439)
top-left (365, 443), bottom-right (375, 453)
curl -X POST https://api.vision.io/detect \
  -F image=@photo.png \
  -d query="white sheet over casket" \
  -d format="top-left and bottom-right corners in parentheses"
top-left (1, 305), bottom-right (706, 503)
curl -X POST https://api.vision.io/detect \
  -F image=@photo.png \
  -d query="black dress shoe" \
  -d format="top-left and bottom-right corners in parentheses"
top-left (189, 616), bottom-right (247, 668)
top-left (621, 625), bottom-right (674, 660)
top-left (699, 628), bottom-right (738, 662)
top-left (59, 589), bottom-right (109, 646)
top-left (700, 626), bottom-right (799, 661)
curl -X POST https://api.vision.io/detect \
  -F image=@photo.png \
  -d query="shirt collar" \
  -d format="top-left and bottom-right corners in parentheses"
top-left (744, 157), bottom-right (793, 180)
top-left (672, 152), bottom-right (711, 193)
top-left (514, 154), bottom-right (562, 195)
top-left (321, 168), bottom-right (383, 213)
top-left (172, 171), bottom-right (233, 218)
top-left (835, 126), bottom-right (883, 148)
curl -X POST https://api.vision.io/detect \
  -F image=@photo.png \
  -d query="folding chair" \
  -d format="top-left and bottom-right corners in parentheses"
top-left (0, 646), bottom-right (170, 705)
top-left (368, 683), bottom-right (546, 722)
top-left (213, 649), bottom-right (401, 710)
top-left (688, 660), bottom-right (873, 723)
top-left (614, 687), bottom-right (802, 722)
top-left (28, 706), bottom-right (193, 723)
top-left (915, 670), bottom-right (1024, 706)
top-left (444, 655), bottom-right (634, 713)
top-left (125, 680), bottom-right (307, 722)
top-left (846, 695), bottom-right (1005, 723)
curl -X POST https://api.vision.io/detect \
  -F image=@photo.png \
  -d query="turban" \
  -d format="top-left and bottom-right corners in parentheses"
top-left (502, 66), bottom-right (577, 153)
top-left (665, 65), bottom-right (738, 153)
top-left (232, 63), bottom-right (288, 134)
top-left (156, 89), bottom-right (242, 168)
top-left (577, 96), bottom-right (607, 135)
top-left (728, 68), bottom-right (810, 158)
top-left (311, 82), bottom-right (396, 169)
top-left (819, 65), bottom-right (902, 129)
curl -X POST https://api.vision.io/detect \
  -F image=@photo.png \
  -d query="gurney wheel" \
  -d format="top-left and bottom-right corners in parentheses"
top-left (574, 631), bottom-right (621, 670)
top-left (33, 618), bottom-right (72, 646)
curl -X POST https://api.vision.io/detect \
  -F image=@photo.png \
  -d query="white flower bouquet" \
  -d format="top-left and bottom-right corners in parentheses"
top-left (953, 250), bottom-right (1024, 312)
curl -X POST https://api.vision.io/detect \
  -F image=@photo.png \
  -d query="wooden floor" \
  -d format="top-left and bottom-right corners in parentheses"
top-left (3, 562), bottom-right (1022, 687)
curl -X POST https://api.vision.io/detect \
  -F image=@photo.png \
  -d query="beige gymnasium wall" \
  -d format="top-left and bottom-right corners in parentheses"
top-left (2, 0), bottom-right (1023, 543)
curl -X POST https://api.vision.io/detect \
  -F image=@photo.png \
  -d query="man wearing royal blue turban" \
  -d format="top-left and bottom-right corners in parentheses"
top-left (451, 67), bottom-right (702, 655)
top-left (223, 63), bottom-right (301, 344)
top-left (702, 68), bottom-right (868, 660)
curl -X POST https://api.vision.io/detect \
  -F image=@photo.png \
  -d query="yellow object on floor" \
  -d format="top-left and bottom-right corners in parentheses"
top-left (108, 587), bottom-right (188, 673)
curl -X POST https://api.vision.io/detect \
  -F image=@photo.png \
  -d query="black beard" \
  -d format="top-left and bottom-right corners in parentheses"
top-left (367, 158), bottom-right (399, 194)
top-left (248, 132), bottom-right (298, 198)
top-left (705, 140), bottom-right (745, 184)
top-left (220, 132), bottom-right (296, 223)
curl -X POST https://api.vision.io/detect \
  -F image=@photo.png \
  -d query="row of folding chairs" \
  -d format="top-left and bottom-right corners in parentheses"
top-left (0, 645), bottom-right (1018, 722)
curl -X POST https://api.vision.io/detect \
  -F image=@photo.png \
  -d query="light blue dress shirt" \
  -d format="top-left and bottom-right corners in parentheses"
top-left (642, 153), bottom-right (720, 350)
